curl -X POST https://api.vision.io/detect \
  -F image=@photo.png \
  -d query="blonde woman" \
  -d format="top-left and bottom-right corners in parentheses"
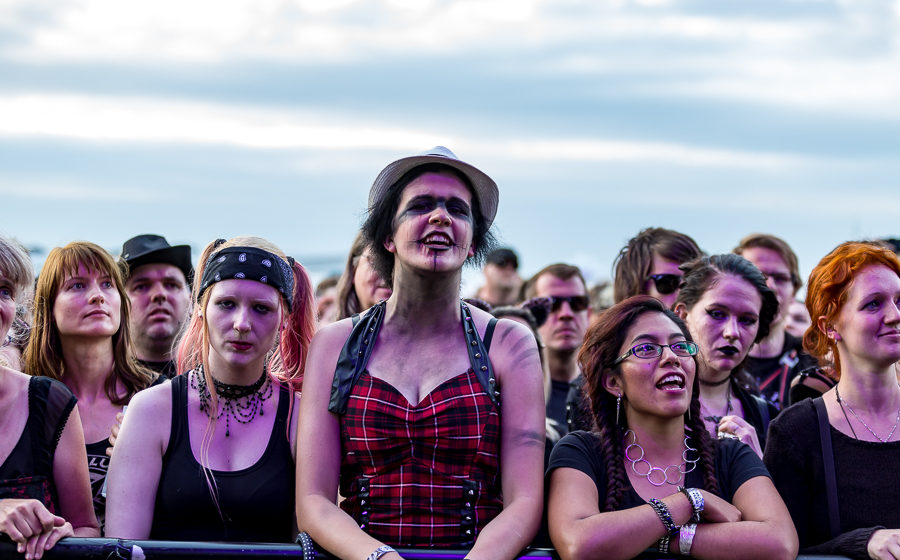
top-left (105, 237), bottom-right (315, 541)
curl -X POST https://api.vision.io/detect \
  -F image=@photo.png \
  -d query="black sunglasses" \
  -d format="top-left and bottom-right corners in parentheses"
top-left (547, 295), bottom-right (590, 313)
top-left (646, 273), bottom-right (682, 295)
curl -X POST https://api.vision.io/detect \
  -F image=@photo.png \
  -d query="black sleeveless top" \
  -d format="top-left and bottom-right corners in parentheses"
top-left (150, 373), bottom-right (295, 542)
top-left (0, 376), bottom-right (76, 511)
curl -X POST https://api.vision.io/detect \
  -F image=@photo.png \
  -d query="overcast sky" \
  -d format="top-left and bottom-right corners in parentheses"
top-left (3, 0), bottom-right (899, 291)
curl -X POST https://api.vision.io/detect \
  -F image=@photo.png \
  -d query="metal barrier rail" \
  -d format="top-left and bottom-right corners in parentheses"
top-left (0, 538), bottom-right (849, 559)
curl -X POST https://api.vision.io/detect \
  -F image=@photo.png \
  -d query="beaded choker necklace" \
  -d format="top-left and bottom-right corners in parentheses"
top-left (190, 364), bottom-right (273, 437)
top-left (623, 429), bottom-right (699, 486)
top-left (835, 384), bottom-right (900, 443)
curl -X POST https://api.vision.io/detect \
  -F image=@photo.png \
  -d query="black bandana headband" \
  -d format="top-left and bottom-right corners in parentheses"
top-left (198, 245), bottom-right (295, 311)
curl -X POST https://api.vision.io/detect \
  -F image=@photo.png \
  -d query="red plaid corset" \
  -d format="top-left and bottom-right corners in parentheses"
top-left (339, 368), bottom-right (503, 547)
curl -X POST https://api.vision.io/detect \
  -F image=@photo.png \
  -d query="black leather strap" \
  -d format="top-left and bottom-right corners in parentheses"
top-left (328, 302), bottom-right (387, 414)
top-left (329, 301), bottom-right (499, 414)
top-left (461, 304), bottom-right (499, 410)
top-left (483, 318), bottom-right (498, 351)
top-left (814, 397), bottom-right (840, 538)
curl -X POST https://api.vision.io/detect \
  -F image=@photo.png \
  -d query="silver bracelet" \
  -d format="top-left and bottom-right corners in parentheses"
top-left (678, 486), bottom-right (705, 522)
top-left (679, 522), bottom-right (697, 556)
top-left (366, 545), bottom-right (396, 560)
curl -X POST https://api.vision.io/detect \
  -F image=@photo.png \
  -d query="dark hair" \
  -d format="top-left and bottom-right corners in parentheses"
top-left (733, 233), bottom-right (802, 294)
top-left (612, 228), bottom-right (703, 303)
top-left (361, 163), bottom-right (496, 287)
top-left (335, 232), bottom-right (368, 320)
top-left (674, 254), bottom-right (778, 391)
top-left (805, 241), bottom-right (900, 378)
top-left (577, 295), bottom-right (718, 511)
top-left (521, 263), bottom-right (588, 301)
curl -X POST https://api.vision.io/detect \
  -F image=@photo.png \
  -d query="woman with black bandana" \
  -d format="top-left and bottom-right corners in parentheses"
top-left (296, 147), bottom-right (545, 560)
top-left (105, 236), bottom-right (316, 542)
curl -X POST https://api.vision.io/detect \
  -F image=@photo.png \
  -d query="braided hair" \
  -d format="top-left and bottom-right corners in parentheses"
top-left (577, 295), bottom-right (718, 511)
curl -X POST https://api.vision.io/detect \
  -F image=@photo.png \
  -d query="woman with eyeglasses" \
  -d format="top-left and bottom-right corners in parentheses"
top-left (296, 147), bottom-right (545, 560)
top-left (612, 227), bottom-right (703, 309)
top-left (673, 254), bottom-right (780, 459)
top-left (546, 295), bottom-right (797, 560)
top-left (765, 242), bottom-right (900, 559)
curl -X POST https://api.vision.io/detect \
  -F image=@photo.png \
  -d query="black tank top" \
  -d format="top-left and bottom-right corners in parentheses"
top-left (150, 373), bottom-right (295, 542)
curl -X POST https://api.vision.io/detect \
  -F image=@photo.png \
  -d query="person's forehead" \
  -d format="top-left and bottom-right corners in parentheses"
top-left (741, 246), bottom-right (789, 272)
top-left (534, 273), bottom-right (586, 297)
top-left (208, 277), bottom-right (280, 301)
top-left (128, 262), bottom-right (187, 284)
top-left (65, 262), bottom-right (107, 278)
top-left (699, 274), bottom-right (762, 311)
top-left (398, 171), bottom-right (473, 203)
top-left (649, 254), bottom-right (683, 275)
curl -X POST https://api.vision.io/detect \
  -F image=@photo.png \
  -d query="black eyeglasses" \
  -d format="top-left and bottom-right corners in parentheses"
top-left (646, 274), bottom-right (682, 295)
top-left (611, 341), bottom-right (699, 366)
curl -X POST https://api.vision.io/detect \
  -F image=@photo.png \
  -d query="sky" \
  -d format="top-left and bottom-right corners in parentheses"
top-left (2, 0), bottom-right (899, 293)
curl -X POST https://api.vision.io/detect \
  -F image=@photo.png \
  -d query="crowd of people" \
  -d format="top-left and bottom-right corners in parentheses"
top-left (2, 146), bottom-right (900, 560)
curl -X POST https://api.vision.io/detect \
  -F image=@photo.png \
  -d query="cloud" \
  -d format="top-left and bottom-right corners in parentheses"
top-left (0, 92), bottom-right (820, 169)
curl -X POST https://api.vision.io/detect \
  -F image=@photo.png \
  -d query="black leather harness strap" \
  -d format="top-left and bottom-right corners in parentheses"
top-left (328, 300), bottom-right (500, 414)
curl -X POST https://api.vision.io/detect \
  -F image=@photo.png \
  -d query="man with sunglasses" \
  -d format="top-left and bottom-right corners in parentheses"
top-left (734, 233), bottom-right (816, 409)
top-left (522, 263), bottom-right (592, 436)
top-left (612, 227), bottom-right (703, 309)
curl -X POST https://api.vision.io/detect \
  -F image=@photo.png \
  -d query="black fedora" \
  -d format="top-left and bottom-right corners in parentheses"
top-left (120, 234), bottom-right (193, 284)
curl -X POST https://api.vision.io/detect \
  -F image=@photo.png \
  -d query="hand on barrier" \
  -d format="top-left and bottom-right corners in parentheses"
top-left (0, 498), bottom-right (71, 559)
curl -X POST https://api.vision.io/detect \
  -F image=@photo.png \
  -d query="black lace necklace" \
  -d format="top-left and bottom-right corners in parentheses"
top-left (190, 364), bottom-right (273, 437)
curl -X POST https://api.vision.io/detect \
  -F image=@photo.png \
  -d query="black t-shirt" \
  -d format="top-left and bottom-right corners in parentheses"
top-left (138, 359), bottom-right (177, 380)
top-left (547, 379), bottom-right (573, 434)
top-left (547, 430), bottom-right (770, 508)
top-left (744, 332), bottom-right (816, 409)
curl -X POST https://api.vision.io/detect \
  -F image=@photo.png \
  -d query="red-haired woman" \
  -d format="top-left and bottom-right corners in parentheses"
top-left (23, 241), bottom-right (156, 530)
top-left (547, 295), bottom-right (796, 560)
top-left (105, 236), bottom-right (315, 541)
top-left (765, 241), bottom-right (900, 559)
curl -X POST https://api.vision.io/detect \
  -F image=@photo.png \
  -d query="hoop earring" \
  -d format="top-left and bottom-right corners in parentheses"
top-left (616, 394), bottom-right (622, 426)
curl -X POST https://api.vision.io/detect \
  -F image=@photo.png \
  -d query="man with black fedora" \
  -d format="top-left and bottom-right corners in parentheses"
top-left (119, 234), bottom-right (192, 379)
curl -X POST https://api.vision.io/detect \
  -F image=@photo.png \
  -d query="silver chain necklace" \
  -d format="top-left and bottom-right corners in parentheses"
top-left (835, 384), bottom-right (900, 443)
top-left (623, 429), bottom-right (699, 486)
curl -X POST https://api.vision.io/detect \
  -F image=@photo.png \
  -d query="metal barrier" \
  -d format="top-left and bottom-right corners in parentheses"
top-left (0, 538), bottom-right (849, 559)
